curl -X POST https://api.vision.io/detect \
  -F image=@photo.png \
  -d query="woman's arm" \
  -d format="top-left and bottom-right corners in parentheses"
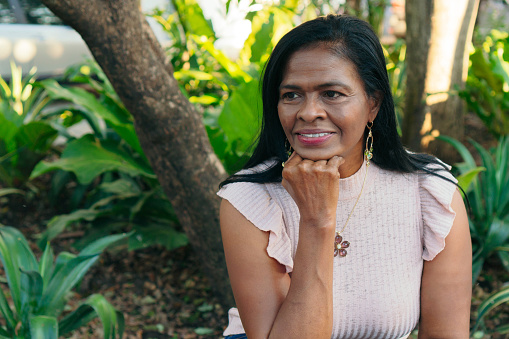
top-left (419, 189), bottom-right (472, 338)
top-left (220, 155), bottom-right (343, 339)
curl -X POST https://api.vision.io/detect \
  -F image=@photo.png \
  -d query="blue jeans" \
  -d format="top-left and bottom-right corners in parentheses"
top-left (225, 335), bottom-right (247, 339)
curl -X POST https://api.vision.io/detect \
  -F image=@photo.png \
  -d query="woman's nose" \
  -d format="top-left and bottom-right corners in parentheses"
top-left (297, 97), bottom-right (326, 121)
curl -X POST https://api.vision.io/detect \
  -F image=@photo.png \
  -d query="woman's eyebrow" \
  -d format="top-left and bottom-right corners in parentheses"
top-left (279, 81), bottom-right (353, 92)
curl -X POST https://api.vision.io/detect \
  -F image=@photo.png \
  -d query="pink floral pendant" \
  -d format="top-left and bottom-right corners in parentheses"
top-left (334, 233), bottom-right (350, 257)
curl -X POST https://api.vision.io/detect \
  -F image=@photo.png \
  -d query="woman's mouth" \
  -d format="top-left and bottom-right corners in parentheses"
top-left (296, 132), bottom-right (334, 145)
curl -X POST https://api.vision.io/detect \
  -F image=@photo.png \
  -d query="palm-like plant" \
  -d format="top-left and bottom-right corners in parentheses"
top-left (0, 226), bottom-right (126, 338)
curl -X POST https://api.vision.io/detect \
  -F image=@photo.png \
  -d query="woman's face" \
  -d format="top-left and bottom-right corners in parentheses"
top-left (277, 45), bottom-right (380, 176)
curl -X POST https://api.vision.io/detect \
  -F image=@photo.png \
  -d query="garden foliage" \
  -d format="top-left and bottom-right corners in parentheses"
top-left (0, 226), bottom-right (126, 339)
top-left (461, 29), bottom-right (509, 137)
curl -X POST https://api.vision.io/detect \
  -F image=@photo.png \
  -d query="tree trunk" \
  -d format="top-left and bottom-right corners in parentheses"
top-left (40, 0), bottom-right (234, 306)
top-left (403, 0), bottom-right (479, 163)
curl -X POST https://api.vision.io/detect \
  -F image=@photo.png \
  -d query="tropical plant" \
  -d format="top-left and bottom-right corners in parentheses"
top-left (152, 0), bottom-right (297, 174)
top-left (460, 29), bottom-right (509, 137)
top-left (437, 135), bottom-right (509, 283)
top-left (384, 38), bottom-right (407, 134)
top-left (471, 283), bottom-right (509, 336)
top-left (0, 62), bottom-right (57, 188)
top-left (0, 225), bottom-right (126, 338)
top-left (20, 63), bottom-right (187, 251)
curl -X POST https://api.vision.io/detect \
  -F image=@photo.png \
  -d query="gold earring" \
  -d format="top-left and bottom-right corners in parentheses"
top-left (282, 139), bottom-right (293, 167)
top-left (364, 121), bottom-right (373, 165)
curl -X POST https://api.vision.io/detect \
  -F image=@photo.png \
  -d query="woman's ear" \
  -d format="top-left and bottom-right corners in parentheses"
top-left (369, 91), bottom-right (383, 121)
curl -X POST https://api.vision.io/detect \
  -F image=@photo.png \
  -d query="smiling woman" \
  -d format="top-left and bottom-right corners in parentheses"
top-left (218, 14), bottom-right (471, 339)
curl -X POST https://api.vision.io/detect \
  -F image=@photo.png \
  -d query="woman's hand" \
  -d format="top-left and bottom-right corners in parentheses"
top-left (281, 153), bottom-right (344, 225)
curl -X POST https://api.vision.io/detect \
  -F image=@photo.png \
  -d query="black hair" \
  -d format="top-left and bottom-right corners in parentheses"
top-left (220, 14), bottom-right (451, 188)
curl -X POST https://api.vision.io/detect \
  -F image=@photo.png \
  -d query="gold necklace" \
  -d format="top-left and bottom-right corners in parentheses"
top-left (334, 128), bottom-right (373, 257)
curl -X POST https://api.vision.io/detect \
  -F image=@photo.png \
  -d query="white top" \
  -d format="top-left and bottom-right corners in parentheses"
top-left (218, 159), bottom-right (457, 339)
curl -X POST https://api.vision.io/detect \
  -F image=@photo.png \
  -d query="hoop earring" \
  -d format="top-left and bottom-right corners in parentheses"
top-left (282, 139), bottom-right (293, 167)
top-left (364, 121), bottom-right (374, 165)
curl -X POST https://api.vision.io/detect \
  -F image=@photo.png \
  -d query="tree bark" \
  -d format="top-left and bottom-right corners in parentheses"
top-left (40, 0), bottom-right (234, 305)
top-left (403, 0), bottom-right (479, 163)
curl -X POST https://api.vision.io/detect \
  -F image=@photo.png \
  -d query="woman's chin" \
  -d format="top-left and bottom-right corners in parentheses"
top-left (295, 150), bottom-right (341, 162)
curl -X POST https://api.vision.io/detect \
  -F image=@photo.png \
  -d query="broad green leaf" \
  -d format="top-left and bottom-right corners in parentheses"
top-left (41, 80), bottom-right (144, 154)
top-left (40, 209), bottom-right (101, 246)
top-left (456, 167), bottom-right (485, 192)
top-left (173, 0), bottom-right (215, 38)
top-left (99, 178), bottom-right (141, 195)
top-left (470, 48), bottom-right (503, 91)
top-left (129, 225), bottom-right (188, 251)
top-left (0, 113), bottom-right (18, 151)
top-left (218, 79), bottom-right (261, 154)
top-left (249, 12), bottom-right (275, 63)
top-left (14, 121), bottom-right (57, 153)
top-left (192, 35), bottom-right (252, 83)
top-left (29, 315), bottom-right (58, 339)
top-left (41, 80), bottom-right (128, 126)
top-left (30, 135), bottom-right (155, 184)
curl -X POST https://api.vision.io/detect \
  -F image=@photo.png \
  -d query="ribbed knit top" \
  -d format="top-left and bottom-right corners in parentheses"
top-left (218, 159), bottom-right (457, 339)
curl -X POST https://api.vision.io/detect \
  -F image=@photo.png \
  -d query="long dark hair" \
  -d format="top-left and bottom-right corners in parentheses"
top-left (220, 14), bottom-right (450, 188)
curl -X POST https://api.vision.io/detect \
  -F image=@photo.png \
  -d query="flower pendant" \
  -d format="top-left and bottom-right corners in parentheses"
top-left (334, 233), bottom-right (350, 257)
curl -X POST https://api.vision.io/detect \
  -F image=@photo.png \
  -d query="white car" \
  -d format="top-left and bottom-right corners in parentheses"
top-left (0, 0), bottom-right (171, 79)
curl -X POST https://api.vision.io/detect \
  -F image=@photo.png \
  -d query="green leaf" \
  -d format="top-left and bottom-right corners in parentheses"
top-left (0, 113), bottom-right (18, 150)
top-left (456, 167), bottom-right (485, 192)
top-left (30, 135), bottom-right (155, 184)
top-left (14, 121), bottom-right (57, 153)
top-left (38, 244), bottom-right (54, 289)
top-left (39, 209), bottom-right (102, 246)
top-left (29, 315), bottom-right (58, 339)
top-left (59, 294), bottom-right (124, 339)
top-left (40, 79), bottom-right (144, 154)
top-left (218, 79), bottom-right (261, 154)
top-left (129, 225), bottom-right (188, 251)
top-left (173, 0), bottom-right (215, 38)
top-left (0, 285), bottom-right (15, 332)
top-left (40, 254), bottom-right (99, 315)
top-left (0, 188), bottom-right (25, 197)
top-left (0, 226), bottom-right (38, 313)
top-left (58, 303), bottom-right (97, 335)
top-left (83, 294), bottom-right (123, 339)
top-left (473, 284), bottom-right (509, 331)
top-left (194, 327), bottom-right (214, 335)
top-left (20, 270), bottom-right (43, 320)
top-left (249, 12), bottom-right (275, 63)
top-left (79, 232), bottom-right (130, 256)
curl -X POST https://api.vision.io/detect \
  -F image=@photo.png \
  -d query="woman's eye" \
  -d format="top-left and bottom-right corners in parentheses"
top-left (282, 92), bottom-right (298, 100)
top-left (324, 90), bottom-right (341, 98)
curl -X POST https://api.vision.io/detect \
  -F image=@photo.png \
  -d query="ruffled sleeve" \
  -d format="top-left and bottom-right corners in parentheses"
top-left (218, 176), bottom-right (294, 273)
top-left (419, 166), bottom-right (458, 261)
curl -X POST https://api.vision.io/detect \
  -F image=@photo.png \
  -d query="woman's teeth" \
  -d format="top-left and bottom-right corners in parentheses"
top-left (300, 132), bottom-right (331, 138)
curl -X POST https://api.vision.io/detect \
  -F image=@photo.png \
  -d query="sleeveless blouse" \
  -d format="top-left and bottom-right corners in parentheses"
top-left (218, 159), bottom-right (457, 339)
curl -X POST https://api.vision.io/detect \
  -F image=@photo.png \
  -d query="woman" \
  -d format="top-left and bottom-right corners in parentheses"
top-left (218, 15), bottom-right (471, 339)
